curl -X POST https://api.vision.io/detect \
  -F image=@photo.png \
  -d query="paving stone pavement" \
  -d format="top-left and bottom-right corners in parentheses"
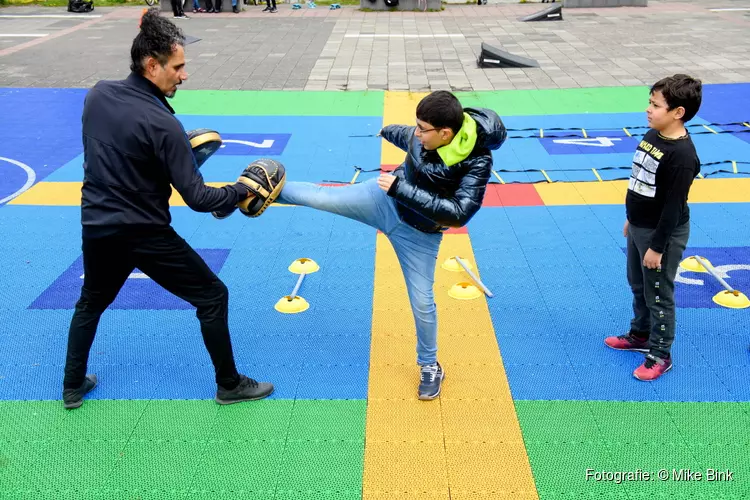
top-left (0, 0), bottom-right (749, 91)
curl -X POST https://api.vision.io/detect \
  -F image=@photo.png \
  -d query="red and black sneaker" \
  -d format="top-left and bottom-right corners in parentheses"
top-left (633, 354), bottom-right (672, 381)
top-left (604, 332), bottom-right (650, 352)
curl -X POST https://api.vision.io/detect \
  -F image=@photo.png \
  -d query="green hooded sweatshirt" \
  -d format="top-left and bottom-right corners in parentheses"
top-left (436, 112), bottom-right (478, 167)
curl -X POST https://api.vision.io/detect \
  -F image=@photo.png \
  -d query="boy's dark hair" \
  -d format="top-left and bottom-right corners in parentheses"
top-left (130, 8), bottom-right (185, 75)
top-left (650, 74), bottom-right (702, 122)
top-left (416, 90), bottom-right (464, 135)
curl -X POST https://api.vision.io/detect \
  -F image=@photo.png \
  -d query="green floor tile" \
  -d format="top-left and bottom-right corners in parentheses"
top-left (172, 90), bottom-right (384, 116)
top-left (129, 400), bottom-right (217, 441)
top-left (109, 440), bottom-right (207, 492)
top-left (275, 491), bottom-right (363, 500)
top-left (0, 401), bottom-right (69, 442)
top-left (287, 400), bottom-right (366, 442)
top-left (524, 441), bottom-right (625, 497)
top-left (456, 86), bottom-right (648, 116)
top-left (275, 441), bottom-right (364, 494)
top-left (186, 492), bottom-right (268, 500)
top-left (665, 402), bottom-right (750, 446)
top-left (515, 400), bottom-right (599, 443)
top-left (588, 400), bottom-right (682, 445)
top-left (188, 440), bottom-right (285, 495)
top-left (517, 400), bottom-right (750, 499)
top-left (211, 399), bottom-right (294, 442)
top-left (56, 400), bottom-right (149, 442)
top-left (1, 440), bottom-right (122, 495)
top-left (0, 399), bottom-right (369, 496)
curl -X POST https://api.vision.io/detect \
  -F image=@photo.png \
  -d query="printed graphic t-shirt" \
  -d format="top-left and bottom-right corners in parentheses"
top-left (625, 128), bottom-right (701, 253)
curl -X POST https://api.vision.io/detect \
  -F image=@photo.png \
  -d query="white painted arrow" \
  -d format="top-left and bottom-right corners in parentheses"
top-left (676, 263), bottom-right (750, 286)
top-left (552, 137), bottom-right (622, 147)
top-left (81, 272), bottom-right (148, 279)
top-left (219, 139), bottom-right (275, 149)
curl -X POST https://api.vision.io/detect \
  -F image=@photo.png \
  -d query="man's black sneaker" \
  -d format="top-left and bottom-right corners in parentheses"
top-left (215, 374), bottom-right (274, 404)
top-left (63, 374), bottom-right (98, 409)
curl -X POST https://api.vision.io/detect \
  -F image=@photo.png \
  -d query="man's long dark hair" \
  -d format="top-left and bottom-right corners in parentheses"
top-left (130, 8), bottom-right (185, 75)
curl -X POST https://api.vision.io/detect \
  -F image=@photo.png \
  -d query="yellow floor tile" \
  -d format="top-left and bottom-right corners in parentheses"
top-left (381, 91), bottom-right (429, 166)
top-left (365, 493), bottom-right (449, 500)
top-left (439, 335), bottom-right (504, 365)
top-left (10, 181), bottom-right (229, 207)
top-left (363, 442), bottom-right (449, 497)
top-left (438, 363), bottom-right (513, 401)
top-left (533, 182), bottom-right (586, 206)
top-left (365, 399), bottom-right (445, 443)
top-left (367, 363), bottom-right (422, 401)
top-left (688, 178), bottom-right (750, 203)
top-left (369, 333), bottom-right (418, 366)
top-left (442, 399), bottom-right (525, 443)
top-left (450, 492), bottom-right (539, 500)
top-left (572, 181), bottom-right (625, 205)
top-left (9, 181), bottom-right (82, 205)
top-left (384, 91), bottom-right (428, 125)
top-left (445, 442), bottom-right (539, 497)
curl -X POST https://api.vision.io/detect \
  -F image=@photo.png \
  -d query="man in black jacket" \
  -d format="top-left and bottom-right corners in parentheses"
top-left (62, 8), bottom-right (273, 409)
top-left (271, 91), bottom-right (507, 400)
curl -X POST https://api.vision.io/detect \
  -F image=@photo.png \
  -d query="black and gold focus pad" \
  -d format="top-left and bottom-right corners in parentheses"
top-left (187, 128), bottom-right (222, 168)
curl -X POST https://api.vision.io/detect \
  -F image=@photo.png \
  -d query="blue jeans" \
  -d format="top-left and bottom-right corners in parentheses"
top-left (277, 178), bottom-right (443, 366)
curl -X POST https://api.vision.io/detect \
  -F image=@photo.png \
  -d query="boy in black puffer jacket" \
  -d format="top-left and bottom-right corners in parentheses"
top-left (271, 91), bottom-right (506, 399)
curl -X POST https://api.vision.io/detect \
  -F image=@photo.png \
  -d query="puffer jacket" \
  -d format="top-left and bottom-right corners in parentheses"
top-left (380, 107), bottom-right (507, 233)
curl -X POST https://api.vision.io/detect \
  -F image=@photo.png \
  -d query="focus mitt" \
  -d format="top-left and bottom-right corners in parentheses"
top-left (236, 158), bottom-right (287, 218)
top-left (187, 128), bottom-right (222, 168)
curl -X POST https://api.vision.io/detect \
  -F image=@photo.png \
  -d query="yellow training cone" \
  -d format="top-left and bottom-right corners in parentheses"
top-left (712, 290), bottom-right (750, 309)
top-left (289, 258), bottom-right (320, 274)
top-left (448, 282), bottom-right (482, 300)
top-left (441, 256), bottom-right (474, 272)
top-left (275, 296), bottom-right (310, 314)
top-left (680, 256), bottom-right (711, 273)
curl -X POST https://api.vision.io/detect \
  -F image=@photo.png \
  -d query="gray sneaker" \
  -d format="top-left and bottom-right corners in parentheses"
top-left (215, 374), bottom-right (274, 404)
top-left (418, 363), bottom-right (444, 400)
top-left (62, 374), bottom-right (98, 409)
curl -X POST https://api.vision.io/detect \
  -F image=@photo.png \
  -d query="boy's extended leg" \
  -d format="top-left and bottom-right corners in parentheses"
top-left (277, 178), bottom-right (398, 232)
top-left (388, 223), bottom-right (444, 400)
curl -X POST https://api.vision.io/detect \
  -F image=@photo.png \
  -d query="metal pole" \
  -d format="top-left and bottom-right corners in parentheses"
top-left (289, 273), bottom-right (305, 300)
top-left (455, 256), bottom-right (494, 298)
top-left (693, 255), bottom-right (737, 295)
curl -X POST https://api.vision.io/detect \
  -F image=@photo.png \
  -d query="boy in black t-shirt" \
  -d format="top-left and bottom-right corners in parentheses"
top-left (605, 74), bottom-right (702, 381)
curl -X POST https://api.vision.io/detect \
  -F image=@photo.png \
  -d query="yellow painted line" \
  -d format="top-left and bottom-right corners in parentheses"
top-left (573, 181), bottom-right (625, 205)
top-left (540, 170), bottom-right (552, 183)
top-left (363, 234), bottom-right (538, 499)
top-left (491, 170), bottom-right (505, 184)
top-left (9, 181), bottom-right (230, 206)
top-left (592, 168), bottom-right (603, 182)
top-left (9, 181), bottom-right (81, 205)
top-left (623, 127), bottom-right (632, 137)
top-left (539, 128), bottom-right (544, 138)
top-left (350, 169), bottom-right (361, 184)
top-left (534, 182), bottom-right (587, 205)
top-left (697, 172), bottom-right (704, 179)
top-left (581, 128), bottom-right (588, 138)
top-left (732, 160), bottom-right (738, 174)
top-left (703, 124), bottom-right (718, 134)
top-left (381, 91), bottom-right (428, 166)
top-left (743, 122), bottom-right (750, 128)
top-left (15, 178), bottom-right (750, 208)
